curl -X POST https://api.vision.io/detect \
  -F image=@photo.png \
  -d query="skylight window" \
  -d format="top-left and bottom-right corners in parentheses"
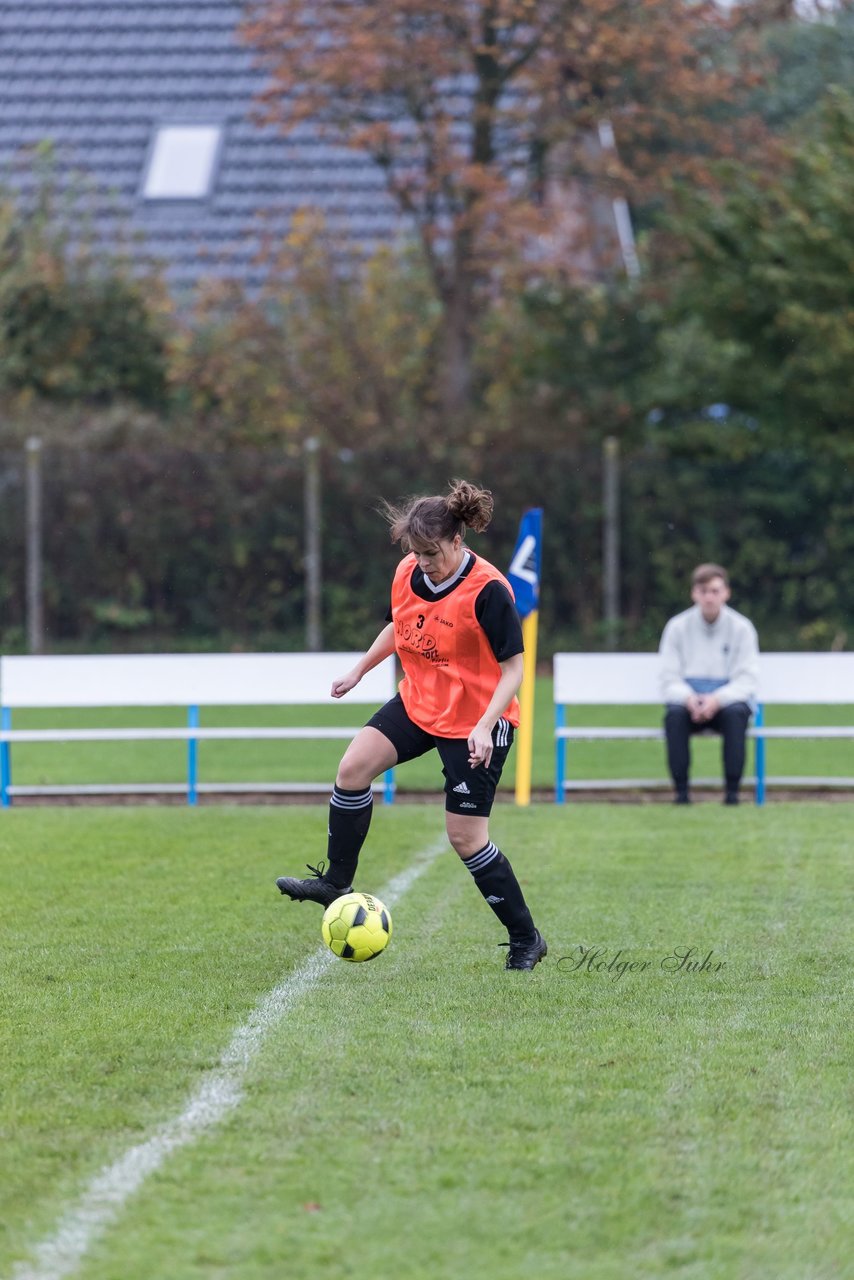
top-left (143, 125), bottom-right (222, 200)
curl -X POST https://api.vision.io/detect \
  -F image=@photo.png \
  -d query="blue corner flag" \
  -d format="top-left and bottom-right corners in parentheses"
top-left (507, 508), bottom-right (543, 620)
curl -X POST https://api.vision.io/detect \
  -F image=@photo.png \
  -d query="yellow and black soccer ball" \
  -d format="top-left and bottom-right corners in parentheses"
top-left (321, 892), bottom-right (392, 962)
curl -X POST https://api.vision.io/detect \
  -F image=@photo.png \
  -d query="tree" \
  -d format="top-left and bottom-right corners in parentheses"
top-left (749, 2), bottom-right (854, 133)
top-left (478, 276), bottom-right (658, 451)
top-left (0, 179), bottom-right (172, 411)
top-left (244, 0), bottom-right (763, 414)
top-left (170, 215), bottom-right (439, 450)
top-left (656, 87), bottom-right (854, 433)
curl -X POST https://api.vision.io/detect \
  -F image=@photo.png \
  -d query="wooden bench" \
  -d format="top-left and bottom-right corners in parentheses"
top-left (554, 652), bottom-right (854, 805)
top-left (0, 653), bottom-right (397, 806)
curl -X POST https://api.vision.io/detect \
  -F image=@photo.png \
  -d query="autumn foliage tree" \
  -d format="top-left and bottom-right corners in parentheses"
top-left (0, 182), bottom-right (171, 411)
top-left (170, 214), bottom-right (439, 450)
top-left (244, 0), bottom-right (764, 414)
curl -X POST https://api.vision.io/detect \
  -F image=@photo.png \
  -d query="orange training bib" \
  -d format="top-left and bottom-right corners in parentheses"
top-left (390, 553), bottom-right (521, 737)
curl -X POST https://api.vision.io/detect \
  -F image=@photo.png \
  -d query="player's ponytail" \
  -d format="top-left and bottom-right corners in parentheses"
top-left (381, 479), bottom-right (494, 549)
top-left (445, 479), bottom-right (493, 534)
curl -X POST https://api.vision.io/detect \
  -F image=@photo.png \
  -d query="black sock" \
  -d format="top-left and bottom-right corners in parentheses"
top-left (463, 842), bottom-right (536, 941)
top-left (326, 785), bottom-right (373, 888)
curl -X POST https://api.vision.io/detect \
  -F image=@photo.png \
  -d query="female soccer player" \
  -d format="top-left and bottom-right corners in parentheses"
top-left (276, 479), bottom-right (547, 970)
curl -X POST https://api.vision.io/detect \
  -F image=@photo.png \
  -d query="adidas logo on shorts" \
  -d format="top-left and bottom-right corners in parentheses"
top-left (453, 781), bottom-right (471, 794)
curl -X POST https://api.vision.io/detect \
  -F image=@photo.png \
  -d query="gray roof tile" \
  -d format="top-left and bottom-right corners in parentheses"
top-left (0, 0), bottom-right (406, 290)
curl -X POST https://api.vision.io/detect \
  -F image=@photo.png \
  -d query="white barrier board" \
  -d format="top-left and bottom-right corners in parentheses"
top-left (0, 653), bottom-right (397, 708)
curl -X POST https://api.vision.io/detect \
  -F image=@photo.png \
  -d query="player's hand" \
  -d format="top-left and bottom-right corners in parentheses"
top-left (331, 670), bottom-right (361, 699)
top-left (467, 724), bottom-right (493, 769)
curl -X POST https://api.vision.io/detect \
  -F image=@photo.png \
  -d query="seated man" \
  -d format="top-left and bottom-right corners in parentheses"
top-left (659, 563), bottom-right (759, 805)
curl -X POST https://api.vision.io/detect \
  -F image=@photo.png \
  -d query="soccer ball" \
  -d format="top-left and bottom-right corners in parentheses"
top-left (321, 892), bottom-right (392, 962)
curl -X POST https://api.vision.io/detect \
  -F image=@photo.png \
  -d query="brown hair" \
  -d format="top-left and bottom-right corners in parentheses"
top-left (381, 479), bottom-right (494, 551)
top-left (692, 563), bottom-right (729, 588)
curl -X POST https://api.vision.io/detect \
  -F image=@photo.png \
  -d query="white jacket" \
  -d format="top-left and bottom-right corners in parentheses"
top-left (659, 604), bottom-right (759, 707)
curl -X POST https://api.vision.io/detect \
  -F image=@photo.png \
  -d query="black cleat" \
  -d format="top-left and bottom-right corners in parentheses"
top-left (502, 929), bottom-right (548, 971)
top-left (276, 862), bottom-right (351, 906)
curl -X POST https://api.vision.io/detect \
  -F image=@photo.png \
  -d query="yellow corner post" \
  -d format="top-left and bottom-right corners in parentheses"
top-left (514, 609), bottom-right (539, 806)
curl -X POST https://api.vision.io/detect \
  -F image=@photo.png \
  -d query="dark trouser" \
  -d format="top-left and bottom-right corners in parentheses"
top-left (664, 702), bottom-right (752, 795)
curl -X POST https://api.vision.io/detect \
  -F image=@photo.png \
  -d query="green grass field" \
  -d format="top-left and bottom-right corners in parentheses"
top-left (5, 680), bottom-right (854, 792)
top-left (2, 803), bottom-right (852, 1279)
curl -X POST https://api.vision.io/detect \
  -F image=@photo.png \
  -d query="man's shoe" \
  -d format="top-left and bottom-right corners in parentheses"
top-left (503, 929), bottom-right (548, 971)
top-left (724, 792), bottom-right (740, 806)
top-left (276, 862), bottom-right (351, 906)
top-left (674, 792), bottom-right (691, 805)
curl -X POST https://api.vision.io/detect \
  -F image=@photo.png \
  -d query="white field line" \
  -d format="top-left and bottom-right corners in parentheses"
top-left (9, 837), bottom-right (448, 1280)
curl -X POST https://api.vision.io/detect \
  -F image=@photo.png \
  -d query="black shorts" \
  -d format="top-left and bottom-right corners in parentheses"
top-left (366, 693), bottom-right (515, 817)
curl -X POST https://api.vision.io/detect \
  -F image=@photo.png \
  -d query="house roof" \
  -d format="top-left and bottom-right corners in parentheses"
top-left (0, 0), bottom-right (403, 292)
